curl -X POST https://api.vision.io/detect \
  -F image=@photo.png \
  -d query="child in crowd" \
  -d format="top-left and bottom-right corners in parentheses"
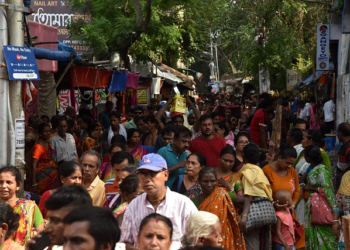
top-left (273, 190), bottom-right (296, 250)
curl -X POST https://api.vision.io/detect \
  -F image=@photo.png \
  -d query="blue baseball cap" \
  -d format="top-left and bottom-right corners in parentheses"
top-left (139, 154), bottom-right (168, 171)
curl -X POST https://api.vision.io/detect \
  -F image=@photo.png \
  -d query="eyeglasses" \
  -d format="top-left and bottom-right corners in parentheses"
top-left (237, 141), bottom-right (249, 145)
top-left (135, 112), bottom-right (142, 115)
top-left (162, 137), bottom-right (174, 142)
top-left (135, 169), bottom-right (166, 178)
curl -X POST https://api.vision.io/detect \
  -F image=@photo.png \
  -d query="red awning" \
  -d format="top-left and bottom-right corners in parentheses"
top-left (70, 65), bottom-right (113, 88)
top-left (28, 20), bottom-right (58, 72)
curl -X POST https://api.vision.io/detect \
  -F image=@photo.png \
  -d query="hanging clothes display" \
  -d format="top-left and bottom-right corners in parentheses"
top-left (151, 77), bottom-right (161, 97)
top-left (108, 71), bottom-right (128, 93)
top-left (126, 72), bottom-right (139, 90)
top-left (70, 65), bottom-right (113, 89)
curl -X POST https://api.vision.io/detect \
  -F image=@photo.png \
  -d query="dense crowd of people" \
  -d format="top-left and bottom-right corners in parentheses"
top-left (0, 92), bottom-right (348, 250)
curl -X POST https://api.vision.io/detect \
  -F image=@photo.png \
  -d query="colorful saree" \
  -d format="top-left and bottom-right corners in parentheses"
top-left (11, 200), bottom-right (36, 246)
top-left (129, 145), bottom-right (148, 162)
top-left (113, 202), bottom-right (128, 217)
top-left (185, 183), bottom-right (202, 199)
top-left (224, 172), bottom-right (244, 195)
top-left (305, 164), bottom-right (337, 250)
top-left (31, 144), bottom-right (58, 195)
top-left (198, 187), bottom-right (245, 250)
top-left (81, 137), bottom-right (100, 154)
top-left (1, 239), bottom-right (24, 250)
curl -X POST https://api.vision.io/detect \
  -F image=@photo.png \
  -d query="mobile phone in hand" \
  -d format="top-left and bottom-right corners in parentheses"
top-left (30, 232), bottom-right (51, 250)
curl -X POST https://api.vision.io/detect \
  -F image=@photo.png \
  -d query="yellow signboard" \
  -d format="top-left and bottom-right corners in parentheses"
top-left (137, 90), bottom-right (147, 104)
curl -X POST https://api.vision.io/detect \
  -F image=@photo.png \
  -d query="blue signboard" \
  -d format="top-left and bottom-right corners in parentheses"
top-left (3, 46), bottom-right (40, 80)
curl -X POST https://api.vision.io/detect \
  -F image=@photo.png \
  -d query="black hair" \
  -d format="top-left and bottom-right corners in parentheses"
top-left (134, 116), bottom-right (145, 125)
top-left (127, 128), bottom-right (141, 143)
top-left (81, 116), bottom-right (92, 128)
top-left (231, 114), bottom-right (240, 120)
top-left (175, 126), bottom-right (192, 139)
top-left (138, 213), bottom-right (173, 239)
top-left (199, 114), bottom-right (212, 124)
top-left (110, 142), bottom-right (126, 152)
top-left (144, 115), bottom-right (157, 124)
top-left (289, 128), bottom-right (303, 144)
top-left (259, 95), bottom-right (275, 109)
top-left (210, 112), bottom-right (220, 120)
top-left (28, 115), bottom-right (39, 127)
top-left (111, 151), bottom-right (134, 166)
top-left (67, 119), bottom-right (75, 131)
top-left (304, 145), bottom-right (323, 165)
top-left (111, 134), bottom-right (127, 145)
top-left (127, 108), bottom-right (135, 114)
top-left (63, 206), bottom-right (120, 249)
top-left (243, 143), bottom-right (260, 164)
top-left (220, 145), bottom-right (236, 158)
top-left (0, 166), bottom-right (21, 185)
top-left (338, 123), bottom-right (350, 137)
top-left (278, 144), bottom-right (297, 159)
top-left (161, 124), bottom-right (177, 137)
top-left (171, 115), bottom-right (184, 121)
top-left (51, 115), bottom-right (61, 130)
top-left (45, 185), bottom-right (93, 211)
top-left (294, 118), bottom-right (307, 127)
top-left (214, 122), bottom-right (229, 135)
top-left (234, 131), bottom-right (250, 146)
top-left (187, 152), bottom-right (207, 167)
top-left (108, 111), bottom-right (121, 120)
top-left (41, 115), bottom-right (50, 121)
top-left (88, 121), bottom-right (100, 136)
top-left (0, 202), bottom-right (20, 239)
top-left (58, 115), bottom-right (68, 124)
top-left (198, 167), bottom-right (217, 180)
top-left (38, 122), bottom-right (51, 134)
top-left (58, 162), bottom-right (83, 187)
top-left (134, 106), bottom-right (144, 112)
top-left (306, 129), bottom-right (323, 147)
top-left (106, 101), bottom-right (113, 106)
top-left (119, 174), bottom-right (140, 195)
top-left (147, 105), bottom-right (156, 110)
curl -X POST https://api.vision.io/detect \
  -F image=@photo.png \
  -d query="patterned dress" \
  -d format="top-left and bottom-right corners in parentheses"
top-left (305, 164), bottom-right (337, 249)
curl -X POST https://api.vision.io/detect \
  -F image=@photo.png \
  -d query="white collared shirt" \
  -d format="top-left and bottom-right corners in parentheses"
top-left (120, 187), bottom-right (198, 250)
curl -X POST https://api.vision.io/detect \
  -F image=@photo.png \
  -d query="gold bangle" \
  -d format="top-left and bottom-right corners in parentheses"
top-left (242, 213), bottom-right (248, 218)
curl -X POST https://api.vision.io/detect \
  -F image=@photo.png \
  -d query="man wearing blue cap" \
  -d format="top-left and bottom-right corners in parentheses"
top-left (120, 153), bottom-right (198, 250)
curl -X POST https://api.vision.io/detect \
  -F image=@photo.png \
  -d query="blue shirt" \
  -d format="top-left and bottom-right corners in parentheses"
top-left (157, 143), bottom-right (187, 187)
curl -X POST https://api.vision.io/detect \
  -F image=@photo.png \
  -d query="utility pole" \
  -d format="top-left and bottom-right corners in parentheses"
top-left (0, 0), bottom-right (9, 167)
top-left (7, 0), bottom-right (25, 194)
top-left (214, 42), bottom-right (220, 81)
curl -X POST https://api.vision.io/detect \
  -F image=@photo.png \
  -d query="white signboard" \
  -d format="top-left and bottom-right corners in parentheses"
top-left (15, 119), bottom-right (25, 150)
top-left (259, 67), bottom-right (270, 94)
top-left (316, 24), bottom-right (330, 70)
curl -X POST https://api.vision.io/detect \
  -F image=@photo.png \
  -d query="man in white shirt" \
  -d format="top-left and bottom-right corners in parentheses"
top-left (120, 154), bottom-right (198, 250)
top-left (323, 98), bottom-right (336, 134)
top-left (297, 100), bottom-right (310, 123)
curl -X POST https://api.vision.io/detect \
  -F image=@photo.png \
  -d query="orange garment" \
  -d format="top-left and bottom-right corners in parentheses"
top-left (81, 137), bottom-right (98, 153)
top-left (105, 177), bottom-right (119, 196)
top-left (263, 163), bottom-right (305, 249)
top-left (198, 187), bottom-right (245, 250)
top-left (49, 132), bottom-right (57, 140)
top-left (262, 163), bottom-right (300, 204)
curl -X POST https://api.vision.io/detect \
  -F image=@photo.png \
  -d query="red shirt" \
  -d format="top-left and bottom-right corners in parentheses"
top-left (250, 109), bottom-right (269, 146)
top-left (189, 136), bottom-right (226, 167)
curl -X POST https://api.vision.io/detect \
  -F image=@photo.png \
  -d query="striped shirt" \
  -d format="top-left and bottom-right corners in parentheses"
top-left (120, 187), bottom-right (198, 250)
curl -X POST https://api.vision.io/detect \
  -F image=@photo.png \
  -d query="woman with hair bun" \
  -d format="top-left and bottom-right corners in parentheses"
top-left (0, 202), bottom-right (23, 250)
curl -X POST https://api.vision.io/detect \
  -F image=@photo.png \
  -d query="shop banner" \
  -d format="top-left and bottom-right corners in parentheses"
top-left (137, 90), bottom-right (148, 104)
top-left (3, 46), bottom-right (40, 80)
top-left (317, 24), bottom-right (330, 70)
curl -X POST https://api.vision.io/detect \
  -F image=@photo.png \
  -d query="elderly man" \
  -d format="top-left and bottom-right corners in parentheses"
top-left (81, 150), bottom-right (106, 207)
top-left (120, 153), bottom-right (198, 250)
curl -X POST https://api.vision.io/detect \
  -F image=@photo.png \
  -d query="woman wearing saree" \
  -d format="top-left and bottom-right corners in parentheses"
top-left (125, 129), bottom-right (148, 162)
top-left (171, 153), bottom-right (205, 199)
top-left (263, 145), bottom-right (305, 248)
top-left (302, 145), bottom-right (337, 249)
top-left (81, 121), bottom-right (102, 155)
top-left (31, 123), bottom-right (59, 195)
top-left (215, 146), bottom-right (243, 196)
top-left (333, 169), bottom-right (350, 250)
top-left (0, 166), bottom-right (44, 246)
top-left (191, 167), bottom-right (248, 250)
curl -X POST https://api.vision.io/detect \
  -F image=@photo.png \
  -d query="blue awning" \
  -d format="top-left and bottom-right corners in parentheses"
top-left (297, 62), bottom-right (334, 88)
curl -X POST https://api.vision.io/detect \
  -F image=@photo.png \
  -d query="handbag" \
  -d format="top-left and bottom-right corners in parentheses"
top-left (310, 189), bottom-right (333, 225)
top-left (246, 197), bottom-right (277, 230)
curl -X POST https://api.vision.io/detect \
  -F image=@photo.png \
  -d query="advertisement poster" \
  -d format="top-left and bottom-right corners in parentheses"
top-left (316, 24), bottom-right (330, 70)
top-left (32, 0), bottom-right (91, 52)
top-left (15, 118), bottom-right (25, 165)
top-left (137, 90), bottom-right (148, 104)
top-left (3, 46), bottom-right (40, 80)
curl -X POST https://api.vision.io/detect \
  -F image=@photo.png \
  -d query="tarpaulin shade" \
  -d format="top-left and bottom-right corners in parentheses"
top-left (108, 71), bottom-right (127, 93)
top-left (126, 72), bottom-right (140, 90)
top-left (70, 65), bottom-right (113, 88)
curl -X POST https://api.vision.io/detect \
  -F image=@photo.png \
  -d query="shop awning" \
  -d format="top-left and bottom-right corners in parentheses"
top-left (297, 62), bottom-right (334, 88)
